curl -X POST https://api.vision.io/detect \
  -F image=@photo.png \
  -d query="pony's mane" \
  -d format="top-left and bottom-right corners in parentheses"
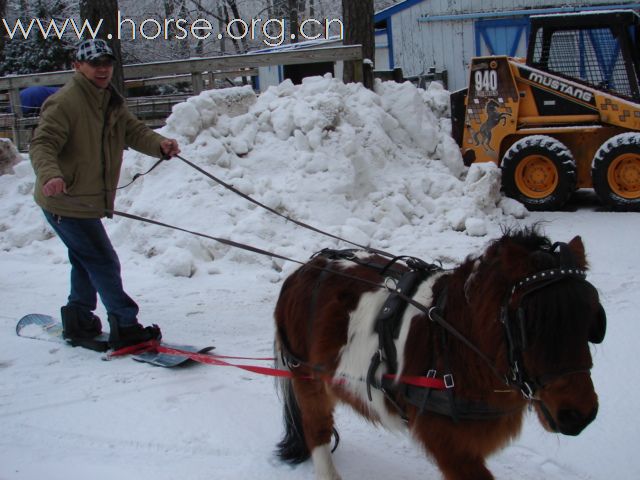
top-left (498, 224), bottom-right (553, 254)
top-left (494, 224), bottom-right (587, 272)
top-left (462, 225), bottom-right (558, 294)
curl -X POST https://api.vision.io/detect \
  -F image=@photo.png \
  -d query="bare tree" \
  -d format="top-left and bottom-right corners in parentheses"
top-left (287, 0), bottom-right (300, 43)
top-left (225, 0), bottom-right (249, 53)
top-left (162, 0), bottom-right (190, 58)
top-left (306, 0), bottom-right (318, 38)
top-left (342, 0), bottom-right (374, 88)
top-left (188, 0), bottom-right (249, 55)
top-left (79, 0), bottom-right (125, 92)
top-left (0, 0), bottom-right (7, 57)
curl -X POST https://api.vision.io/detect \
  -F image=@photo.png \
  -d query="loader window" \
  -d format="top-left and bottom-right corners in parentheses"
top-left (531, 26), bottom-right (633, 99)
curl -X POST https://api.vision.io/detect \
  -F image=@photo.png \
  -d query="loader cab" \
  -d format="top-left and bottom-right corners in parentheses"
top-left (526, 10), bottom-right (640, 102)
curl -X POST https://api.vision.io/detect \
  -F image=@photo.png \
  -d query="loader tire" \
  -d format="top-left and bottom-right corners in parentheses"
top-left (501, 135), bottom-right (576, 211)
top-left (592, 133), bottom-right (640, 212)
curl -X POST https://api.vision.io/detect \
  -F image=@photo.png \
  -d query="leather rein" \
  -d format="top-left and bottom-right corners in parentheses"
top-left (60, 156), bottom-right (597, 421)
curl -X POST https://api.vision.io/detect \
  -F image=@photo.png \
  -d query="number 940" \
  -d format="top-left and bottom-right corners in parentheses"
top-left (475, 69), bottom-right (498, 92)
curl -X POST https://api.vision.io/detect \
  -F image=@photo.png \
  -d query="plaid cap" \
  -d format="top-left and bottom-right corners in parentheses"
top-left (76, 39), bottom-right (115, 62)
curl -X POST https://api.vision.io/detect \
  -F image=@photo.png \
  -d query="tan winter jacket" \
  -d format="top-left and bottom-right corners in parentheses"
top-left (30, 72), bottom-right (166, 218)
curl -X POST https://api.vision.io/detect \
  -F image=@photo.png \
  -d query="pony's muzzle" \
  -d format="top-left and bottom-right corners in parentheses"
top-left (556, 404), bottom-right (598, 436)
top-left (535, 397), bottom-right (598, 436)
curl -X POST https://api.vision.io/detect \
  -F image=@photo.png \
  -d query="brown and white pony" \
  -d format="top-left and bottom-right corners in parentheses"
top-left (274, 227), bottom-right (606, 480)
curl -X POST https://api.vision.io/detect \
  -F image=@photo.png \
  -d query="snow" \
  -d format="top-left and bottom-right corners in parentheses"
top-left (0, 76), bottom-right (637, 480)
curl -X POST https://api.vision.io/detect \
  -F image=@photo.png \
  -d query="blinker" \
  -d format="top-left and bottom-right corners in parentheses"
top-left (589, 303), bottom-right (607, 344)
top-left (516, 306), bottom-right (529, 350)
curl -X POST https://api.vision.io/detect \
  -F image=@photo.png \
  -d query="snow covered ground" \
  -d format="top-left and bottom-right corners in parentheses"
top-left (1, 77), bottom-right (638, 480)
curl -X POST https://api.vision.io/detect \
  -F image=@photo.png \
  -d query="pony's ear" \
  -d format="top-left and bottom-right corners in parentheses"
top-left (567, 236), bottom-right (587, 268)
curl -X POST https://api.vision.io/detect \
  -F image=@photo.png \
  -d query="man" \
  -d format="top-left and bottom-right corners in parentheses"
top-left (30, 39), bottom-right (180, 350)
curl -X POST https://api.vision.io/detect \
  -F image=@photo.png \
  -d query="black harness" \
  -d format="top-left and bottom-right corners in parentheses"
top-left (372, 280), bottom-right (512, 422)
top-left (365, 260), bottom-right (438, 401)
top-left (306, 249), bottom-right (507, 422)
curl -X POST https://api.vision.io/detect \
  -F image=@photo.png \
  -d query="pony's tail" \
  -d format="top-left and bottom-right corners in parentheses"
top-left (275, 337), bottom-right (310, 464)
top-left (276, 376), bottom-right (310, 463)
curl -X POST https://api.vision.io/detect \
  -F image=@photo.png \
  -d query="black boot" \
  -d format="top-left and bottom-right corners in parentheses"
top-left (61, 305), bottom-right (102, 339)
top-left (61, 306), bottom-right (108, 352)
top-left (108, 315), bottom-right (161, 350)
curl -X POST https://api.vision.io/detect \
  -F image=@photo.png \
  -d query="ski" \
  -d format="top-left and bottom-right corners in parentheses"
top-left (16, 313), bottom-right (214, 368)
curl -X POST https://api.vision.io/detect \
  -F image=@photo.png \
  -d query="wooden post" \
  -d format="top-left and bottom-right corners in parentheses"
top-left (8, 87), bottom-right (22, 149)
top-left (191, 72), bottom-right (204, 95)
top-left (353, 60), bottom-right (364, 84)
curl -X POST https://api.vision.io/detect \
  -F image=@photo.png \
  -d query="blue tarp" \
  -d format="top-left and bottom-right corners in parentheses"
top-left (19, 86), bottom-right (59, 116)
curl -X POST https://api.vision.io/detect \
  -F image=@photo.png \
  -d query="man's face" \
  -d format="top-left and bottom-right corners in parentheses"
top-left (74, 56), bottom-right (114, 89)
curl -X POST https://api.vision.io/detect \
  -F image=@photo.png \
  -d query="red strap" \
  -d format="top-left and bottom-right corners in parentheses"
top-left (109, 344), bottom-right (449, 391)
top-left (383, 373), bottom-right (446, 389)
top-left (106, 339), bottom-right (158, 358)
top-left (156, 345), bottom-right (293, 378)
top-left (205, 353), bottom-right (276, 361)
top-left (155, 345), bottom-right (447, 390)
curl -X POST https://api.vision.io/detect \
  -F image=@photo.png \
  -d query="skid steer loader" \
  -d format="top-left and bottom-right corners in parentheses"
top-left (451, 10), bottom-right (640, 211)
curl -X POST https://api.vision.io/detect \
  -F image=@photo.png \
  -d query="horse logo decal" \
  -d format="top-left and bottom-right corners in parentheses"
top-left (467, 99), bottom-right (511, 155)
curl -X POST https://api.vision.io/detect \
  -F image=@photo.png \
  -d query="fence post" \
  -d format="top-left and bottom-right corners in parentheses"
top-left (8, 88), bottom-right (22, 149)
top-left (191, 72), bottom-right (204, 94)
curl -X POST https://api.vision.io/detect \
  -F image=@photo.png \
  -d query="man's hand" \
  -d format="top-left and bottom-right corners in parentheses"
top-left (42, 177), bottom-right (66, 197)
top-left (160, 138), bottom-right (180, 159)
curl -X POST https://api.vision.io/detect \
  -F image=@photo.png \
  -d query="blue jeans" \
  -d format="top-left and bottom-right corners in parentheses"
top-left (43, 210), bottom-right (139, 326)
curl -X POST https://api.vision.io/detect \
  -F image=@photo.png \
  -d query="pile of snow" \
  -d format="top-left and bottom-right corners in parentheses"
top-left (0, 75), bottom-right (526, 278)
top-left (0, 137), bottom-right (21, 175)
top-left (117, 76), bottom-right (526, 275)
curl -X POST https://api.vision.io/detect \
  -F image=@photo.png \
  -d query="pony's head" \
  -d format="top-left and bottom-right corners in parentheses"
top-left (470, 227), bottom-right (605, 435)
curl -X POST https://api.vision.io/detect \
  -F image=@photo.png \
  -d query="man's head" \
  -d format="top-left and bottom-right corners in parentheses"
top-left (74, 39), bottom-right (116, 89)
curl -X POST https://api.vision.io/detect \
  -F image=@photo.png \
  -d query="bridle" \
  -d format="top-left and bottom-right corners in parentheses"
top-left (500, 262), bottom-right (606, 400)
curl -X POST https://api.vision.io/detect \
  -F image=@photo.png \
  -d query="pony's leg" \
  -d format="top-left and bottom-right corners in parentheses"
top-left (421, 430), bottom-right (493, 480)
top-left (311, 444), bottom-right (342, 480)
top-left (432, 451), bottom-right (494, 480)
top-left (292, 378), bottom-right (341, 480)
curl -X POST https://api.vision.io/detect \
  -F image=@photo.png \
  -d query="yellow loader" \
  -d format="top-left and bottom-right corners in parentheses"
top-left (451, 10), bottom-right (640, 211)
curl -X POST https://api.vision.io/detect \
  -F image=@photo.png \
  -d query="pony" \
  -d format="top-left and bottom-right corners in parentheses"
top-left (273, 227), bottom-right (606, 480)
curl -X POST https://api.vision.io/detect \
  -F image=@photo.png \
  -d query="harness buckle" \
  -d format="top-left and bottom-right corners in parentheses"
top-left (428, 306), bottom-right (441, 322)
top-left (384, 277), bottom-right (398, 291)
top-left (520, 382), bottom-right (535, 400)
top-left (427, 369), bottom-right (436, 378)
top-left (444, 374), bottom-right (455, 389)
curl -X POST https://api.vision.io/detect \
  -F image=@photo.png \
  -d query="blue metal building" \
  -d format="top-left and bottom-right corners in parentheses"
top-left (374, 0), bottom-right (640, 90)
